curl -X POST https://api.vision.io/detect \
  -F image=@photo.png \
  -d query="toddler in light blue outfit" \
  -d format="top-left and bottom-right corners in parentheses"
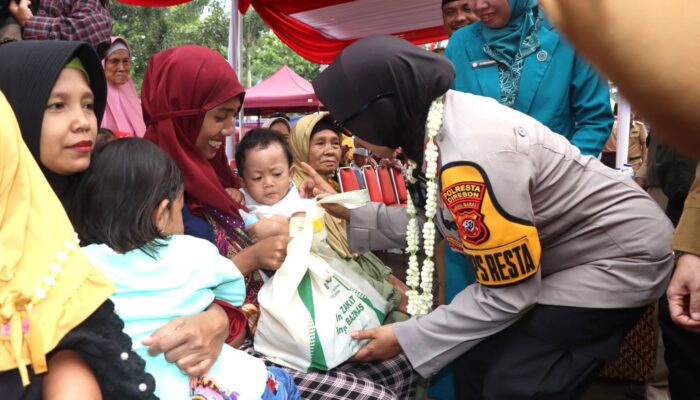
top-left (74, 138), bottom-right (299, 400)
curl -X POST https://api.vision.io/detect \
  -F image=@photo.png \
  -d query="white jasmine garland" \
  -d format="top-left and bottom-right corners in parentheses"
top-left (405, 100), bottom-right (443, 316)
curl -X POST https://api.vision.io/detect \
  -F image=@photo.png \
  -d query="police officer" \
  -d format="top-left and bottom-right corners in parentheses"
top-left (311, 35), bottom-right (674, 399)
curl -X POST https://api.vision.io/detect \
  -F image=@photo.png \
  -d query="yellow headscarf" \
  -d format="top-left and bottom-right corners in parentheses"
top-left (342, 135), bottom-right (355, 163)
top-left (0, 92), bottom-right (114, 385)
top-left (290, 112), bottom-right (354, 259)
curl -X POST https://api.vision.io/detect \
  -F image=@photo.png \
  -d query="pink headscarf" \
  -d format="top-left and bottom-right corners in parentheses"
top-left (101, 37), bottom-right (146, 137)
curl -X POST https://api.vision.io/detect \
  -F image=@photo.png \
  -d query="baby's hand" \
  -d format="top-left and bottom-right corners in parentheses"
top-left (246, 214), bottom-right (289, 242)
top-left (225, 187), bottom-right (245, 205)
top-left (9, 0), bottom-right (33, 27)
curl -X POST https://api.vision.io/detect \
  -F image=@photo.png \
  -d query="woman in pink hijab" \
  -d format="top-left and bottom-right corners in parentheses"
top-left (102, 37), bottom-right (146, 137)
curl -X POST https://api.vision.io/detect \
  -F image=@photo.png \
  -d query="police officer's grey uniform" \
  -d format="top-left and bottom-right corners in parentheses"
top-left (354, 91), bottom-right (674, 397)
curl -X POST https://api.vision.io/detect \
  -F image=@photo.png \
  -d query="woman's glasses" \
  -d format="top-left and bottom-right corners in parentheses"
top-left (331, 92), bottom-right (395, 135)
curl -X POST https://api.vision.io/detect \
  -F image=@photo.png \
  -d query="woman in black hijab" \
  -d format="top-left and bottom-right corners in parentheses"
top-left (312, 34), bottom-right (454, 167)
top-left (313, 35), bottom-right (672, 399)
top-left (0, 40), bottom-right (160, 399)
top-left (0, 40), bottom-right (107, 214)
top-left (0, 41), bottom-right (159, 399)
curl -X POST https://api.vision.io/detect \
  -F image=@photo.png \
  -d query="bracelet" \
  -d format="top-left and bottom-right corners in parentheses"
top-left (673, 251), bottom-right (686, 263)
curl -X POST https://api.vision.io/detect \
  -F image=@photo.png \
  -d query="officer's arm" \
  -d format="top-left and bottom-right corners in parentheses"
top-left (347, 203), bottom-right (411, 252)
top-left (393, 151), bottom-right (541, 377)
top-left (393, 271), bottom-right (541, 377)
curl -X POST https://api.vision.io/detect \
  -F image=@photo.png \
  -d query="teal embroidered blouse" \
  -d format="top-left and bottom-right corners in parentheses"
top-left (445, 13), bottom-right (613, 156)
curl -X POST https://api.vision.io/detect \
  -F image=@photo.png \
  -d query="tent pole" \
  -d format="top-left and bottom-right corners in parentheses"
top-left (227, 0), bottom-right (243, 161)
top-left (615, 96), bottom-right (631, 169)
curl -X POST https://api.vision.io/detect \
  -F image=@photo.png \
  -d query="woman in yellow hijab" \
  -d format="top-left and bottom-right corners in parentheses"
top-left (0, 90), bottom-right (156, 398)
top-left (290, 112), bottom-right (408, 322)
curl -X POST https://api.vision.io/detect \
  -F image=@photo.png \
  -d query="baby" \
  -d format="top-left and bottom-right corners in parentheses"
top-left (235, 128), bottom-right (310, 221)
top-left (234, 127), bottom-right (408, 313)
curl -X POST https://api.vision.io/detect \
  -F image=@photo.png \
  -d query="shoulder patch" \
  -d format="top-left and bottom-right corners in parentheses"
top-left (440, 162), bottom-right (541, 287)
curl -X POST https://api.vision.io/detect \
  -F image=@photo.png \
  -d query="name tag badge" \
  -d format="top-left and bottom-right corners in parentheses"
top-left (471, 59), bottom-right (498, 69)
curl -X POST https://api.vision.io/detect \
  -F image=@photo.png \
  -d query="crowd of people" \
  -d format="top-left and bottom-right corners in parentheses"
top-left (1, 0), bottom-right (699, 399)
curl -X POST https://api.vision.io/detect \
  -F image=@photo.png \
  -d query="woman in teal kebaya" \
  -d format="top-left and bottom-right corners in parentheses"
top-left (445, 0), bottom-right (613, 156)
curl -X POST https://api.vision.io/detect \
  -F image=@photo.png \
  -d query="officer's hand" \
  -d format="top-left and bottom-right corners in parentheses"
top-left (298, 162), bottom-right (337, 198)
top-left (350, 325), bottom-right (402, 362)
top-left (298, 162), bottom-right (350, 220)
top-left (667, 253), bottom-right (700, 333)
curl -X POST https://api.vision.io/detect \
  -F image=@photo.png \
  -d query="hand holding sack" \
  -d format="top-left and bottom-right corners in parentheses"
top-left (254, 191), bottom-right (391, 372)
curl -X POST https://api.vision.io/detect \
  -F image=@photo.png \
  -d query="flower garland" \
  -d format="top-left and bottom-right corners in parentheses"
top-left (405, 100), bottom-right (443, 316)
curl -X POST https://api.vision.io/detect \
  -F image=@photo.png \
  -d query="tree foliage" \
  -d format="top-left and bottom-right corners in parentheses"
top-left (111, 1), bottom-right (319, 91)
top-left (112, 0), bottom-right (223, 90)
top-left (248, 30), bottom-right (320, 85)
top-left (241, 9), bottom-right (267, 87)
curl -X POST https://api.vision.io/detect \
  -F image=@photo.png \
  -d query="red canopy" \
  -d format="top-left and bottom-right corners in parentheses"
top-left (243, 0), bottom-right (447, 64)
top-left (117, 0), bottom-right (448, 64)
top-left (243, 65), bottom-right (322, 115)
